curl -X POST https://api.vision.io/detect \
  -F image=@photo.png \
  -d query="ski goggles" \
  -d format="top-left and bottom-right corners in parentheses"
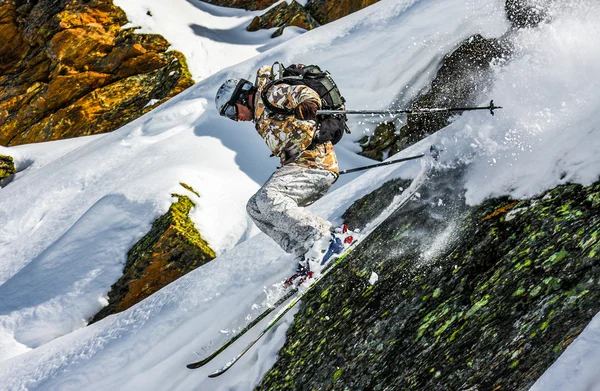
top-left (222, 103), bottom-right (238, 120)
top-left (221, 79), bottom-right (254, 120)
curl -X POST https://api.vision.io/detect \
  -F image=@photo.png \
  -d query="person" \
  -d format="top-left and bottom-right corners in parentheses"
top-left (215, 64), bottom-right (343, 274)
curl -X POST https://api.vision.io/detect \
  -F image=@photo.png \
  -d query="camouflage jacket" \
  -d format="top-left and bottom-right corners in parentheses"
top-left (252, 65), bottom-right (339, 174)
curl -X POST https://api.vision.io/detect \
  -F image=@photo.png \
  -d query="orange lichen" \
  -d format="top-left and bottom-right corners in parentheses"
top-left (483, 201), bottom-right (519, 221)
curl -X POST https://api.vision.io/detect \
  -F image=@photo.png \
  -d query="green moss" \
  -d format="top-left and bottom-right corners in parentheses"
top-left (256, 178), bottom-right (600, 391)
top-left (512, 286), bottom-right (526, 296)
top-left (515, 259), bottom-right (532, 271)
top-left (180, 182), bottom-right (200, 197)
top-left (465, 296), bottom-right (489, 318)
top-left (434, 314), bottom-right (457, 337)
top-left (540, 310), bottom-right (556, 331)
top-left (90, 186), bottom-right (214, 323)
top-left (333, 368), bottom-right (344, 382)
top-left (543, 277), bottom-right (562, 292)
top-left (529, 285), bottom-right (542, 297)
top-left (0, 155), bottom-right (16, 180)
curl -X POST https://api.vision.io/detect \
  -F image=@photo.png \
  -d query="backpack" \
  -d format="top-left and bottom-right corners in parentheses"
top-left (261, 62), bottom-right (350, 147)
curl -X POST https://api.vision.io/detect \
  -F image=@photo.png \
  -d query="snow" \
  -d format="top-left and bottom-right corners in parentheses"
top-left (113, 0), bottom-right (302, 81)
top-left (449, 1), bottom-right (600, 204)
top-left (1, 0), bottom-right (599, 390)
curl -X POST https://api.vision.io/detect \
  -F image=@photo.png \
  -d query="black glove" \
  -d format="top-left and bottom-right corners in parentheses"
top-left (295, 101), bottom-right (318, 121)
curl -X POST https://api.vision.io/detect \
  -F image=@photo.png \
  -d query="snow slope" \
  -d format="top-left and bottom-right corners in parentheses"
top-left (113, 0), bottom-right (307, 81)
top-left (1, 0), bottom-right (599, 389)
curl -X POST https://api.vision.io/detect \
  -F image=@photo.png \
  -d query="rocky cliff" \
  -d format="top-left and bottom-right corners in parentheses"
top-left (359, 0), bottom-right (550, 161)
top-left (91, 185), bottom-right (216, 323)
top-left (257, 167), bottom-right (600, 390)
top-left (0, 0), bottom-right (194, 146)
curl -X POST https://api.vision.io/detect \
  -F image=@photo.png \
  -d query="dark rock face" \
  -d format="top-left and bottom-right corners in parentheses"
top-left (199, 0), bottom-right (278, 11)
top-left (505, 0), bottom-right (547, 29)
top-left (305, 0), bottom-right (379, 25)
top-left (0, 154), bottom-right (16, 180)
top-left (359, 0), bottom-right (550, 161)
top-left (0, 0), bottom-right (194, 146)
top-left (342, 176), bottom-right (413, 231)
top-left (90, 188), bottom-right (215, 323)
top-left (247, 1), bottom-right (320, 38)
top-left (257, 169), bottom-right (600, 390)
top-left (360, 35), bottom-right (506, 161)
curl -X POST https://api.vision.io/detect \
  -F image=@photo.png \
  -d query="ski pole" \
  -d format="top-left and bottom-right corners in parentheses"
top-left (339, 153), bottom-right (425, 175)
top-left (318, 100), bottom-right (502, 116)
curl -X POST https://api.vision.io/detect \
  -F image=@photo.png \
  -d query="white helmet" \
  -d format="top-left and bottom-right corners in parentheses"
top-left (215, 78), bottom-right (254, 120)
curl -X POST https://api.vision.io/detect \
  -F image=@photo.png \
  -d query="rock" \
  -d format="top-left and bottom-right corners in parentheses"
top-left (0, 0), bottom-right (194, 146)
top-left (305, 0), bottom-right (379, 25)
top-left (257, 167), bottom-right (600, 390)
top-left (0, 154), bottom-right (16, 180)
top-left (247, 0), bottom-right (379, 37)
top-left (505, 0), bottom-right (547, 29)
top-left (90, 185), bottom-right (216, 323)
top-left (199, 0), bottom-right (278, 11)
top-left (358, 0), bottom-right (550, 160)
top-left (247, 1), bottom-right (320, 38)
top-left (342, 176), bottom-right (412, 230)
top-left (358, 121), bottom-right (397, 161)
top-left (360, 34), bottom-right (506, 160)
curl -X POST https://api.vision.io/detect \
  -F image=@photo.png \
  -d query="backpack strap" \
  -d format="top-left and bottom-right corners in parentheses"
top-left (260, 79), bottom-right (308, 116)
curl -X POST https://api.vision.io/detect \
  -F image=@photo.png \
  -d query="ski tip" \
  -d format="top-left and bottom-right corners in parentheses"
top-left (187, 359), bottom-right (210, 369)
top-left (208, 368), bottom-right (228, 378)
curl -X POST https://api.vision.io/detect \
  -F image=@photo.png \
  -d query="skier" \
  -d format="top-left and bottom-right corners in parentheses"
top-left (215, 64), bottom-right (344, 274)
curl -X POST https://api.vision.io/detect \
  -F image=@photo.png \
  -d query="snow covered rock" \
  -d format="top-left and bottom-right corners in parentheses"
top-left (246, 1), bottom-right (320, 38)
top-left (90, 187), bottom-right (215, 323)
top-left (360, 34), bottom-right (506, 160)
top-left (505, 0), bottom-right (547, 29)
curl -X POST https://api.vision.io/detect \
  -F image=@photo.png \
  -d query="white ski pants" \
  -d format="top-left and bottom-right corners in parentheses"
top-left (246, 165), bottom-right (337, 256)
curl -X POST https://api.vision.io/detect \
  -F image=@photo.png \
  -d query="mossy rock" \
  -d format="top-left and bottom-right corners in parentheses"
top-left (199, 0), bottom-right (279, 11)
top-left (305, 0), bottom-right (380, 25)
top-left (257, 170), bottom-right (600, 390)
top-left (0, 154), bottom-right (16, 180)
top-left (358, 121), bottom-right (397, 161)
top-left (90, 184), bottom-right (215, 323)
top-left (0, 0), bottom-right (194, 146)
top-left (360, 34), bottom-right (507, 161)
top-left (247, 1), bottom-right (320, 38)
top-left (342, 176), bottom-right (412, 231)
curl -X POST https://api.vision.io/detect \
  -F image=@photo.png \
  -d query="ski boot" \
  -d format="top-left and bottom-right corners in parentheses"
top-left (284, 255), bottom-right (314, 287)
top-left (321, 224), bottom-right (357, 265)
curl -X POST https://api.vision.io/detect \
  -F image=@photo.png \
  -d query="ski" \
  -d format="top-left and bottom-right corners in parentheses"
top-left (186, 286), bottom-right (299, 369)
top-left (186, 250), bottom-right (336, 370)
top-left (198, 160), bottom-right (432, 377)
top-left (206, 243), bottom-right (361, 377)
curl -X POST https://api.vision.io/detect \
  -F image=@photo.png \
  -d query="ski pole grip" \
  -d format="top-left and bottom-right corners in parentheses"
top-left (489, 100), bottom-right (503, 116)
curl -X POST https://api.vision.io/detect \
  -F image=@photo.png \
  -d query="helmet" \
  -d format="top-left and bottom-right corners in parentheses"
top-left (215, 78), bottom-right (254, 120)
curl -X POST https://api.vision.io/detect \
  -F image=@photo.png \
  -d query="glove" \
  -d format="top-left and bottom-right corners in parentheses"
top-left (295, 101), bottom-right (318, 121)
